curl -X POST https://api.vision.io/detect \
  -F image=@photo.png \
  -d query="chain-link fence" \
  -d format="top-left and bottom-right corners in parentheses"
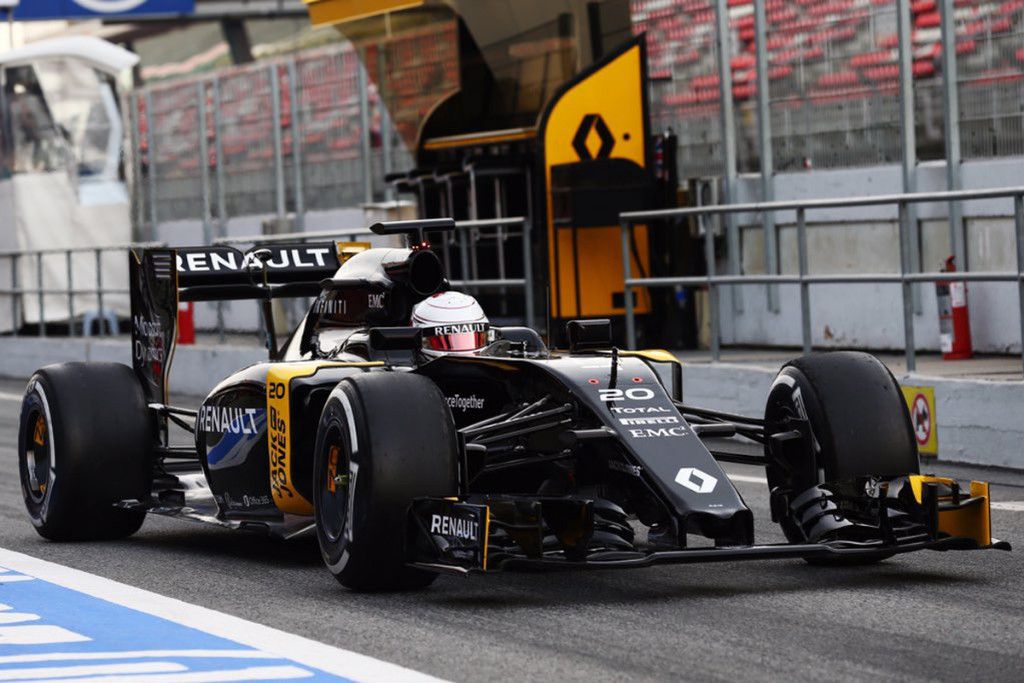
top-left (128, 3), bottom-right (1024, 237)
top-left (128, 42), bottom-right (415, 241)
top-left (633, 0), bottom-right (1024, 177)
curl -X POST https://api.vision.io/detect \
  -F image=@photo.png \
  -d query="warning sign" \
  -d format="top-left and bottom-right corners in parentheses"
top-left (901, 384), bottom-right (937, 456)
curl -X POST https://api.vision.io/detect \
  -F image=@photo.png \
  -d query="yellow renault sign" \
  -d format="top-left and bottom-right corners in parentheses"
top-left (541, 36), bottom-right (652, 320)
top-left (901, 384), bottom-right (938, 456)
top-left (304, 0), bottom-right (424, 28)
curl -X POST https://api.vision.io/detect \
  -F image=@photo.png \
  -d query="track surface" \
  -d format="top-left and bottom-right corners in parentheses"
top-left (0, 379), bottom-right (1022, 682)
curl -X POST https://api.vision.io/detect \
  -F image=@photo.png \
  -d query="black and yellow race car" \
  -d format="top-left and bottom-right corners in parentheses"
top-left (18, 219), bottom-right (1009, 591)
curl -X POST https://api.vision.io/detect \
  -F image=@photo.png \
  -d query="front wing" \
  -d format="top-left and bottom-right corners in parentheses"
top-left (405, 476), bottom-right (1011, 575)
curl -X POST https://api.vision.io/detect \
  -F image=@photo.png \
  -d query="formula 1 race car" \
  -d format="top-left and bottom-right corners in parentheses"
top-left (18, 219), bottom-right (1009, 591)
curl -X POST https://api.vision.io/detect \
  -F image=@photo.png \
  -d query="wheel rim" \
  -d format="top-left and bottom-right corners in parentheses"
top-left (318, 424), bottom-right (349, 545)
top-left (23, 409), bottom-right (51, 504)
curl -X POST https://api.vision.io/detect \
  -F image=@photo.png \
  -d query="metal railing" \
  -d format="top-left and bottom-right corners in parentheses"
top-left (218, 216), bottom-right (535, 330)
top-left (0, 217), bottom-right (533, 342)
top-left (619, 186), bottom-right (1024, 374)
top-left (0, 243), bottom-right (164, 337)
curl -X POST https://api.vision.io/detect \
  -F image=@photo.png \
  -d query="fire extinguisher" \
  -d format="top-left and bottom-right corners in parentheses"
top-left (177, 301), bottom-right (195, 345)
top-left (936, 255), bottom-right (972, 360)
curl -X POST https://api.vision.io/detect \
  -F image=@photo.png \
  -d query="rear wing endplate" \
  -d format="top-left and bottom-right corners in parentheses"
top-left (129, 242), bottom-right (342, 404)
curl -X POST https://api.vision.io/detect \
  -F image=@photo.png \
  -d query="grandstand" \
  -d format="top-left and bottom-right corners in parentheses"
top-left (633, 0), bottom-right (1024, 175)
top-left (134, 19), bottom-right (457, 222)
top-left (131, 0), bottom-right (1024, 223)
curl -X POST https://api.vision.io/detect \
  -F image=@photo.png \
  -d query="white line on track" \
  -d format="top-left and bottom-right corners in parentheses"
top-left (0, 392), bottom-right (22, 402)
top-left (0, 662), bottom-right (185, 680)
top-left (0, 651), bottom-right (279, 665)
top-left (0, 547), bottom-right (446, 683)
top-left (25, 665), bottom-right (313, 682)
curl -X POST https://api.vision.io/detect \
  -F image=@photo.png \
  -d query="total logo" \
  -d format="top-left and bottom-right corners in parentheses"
top-left (675, 467), bottom-right (718, 494)
top-left (609, 406), bottom-right (671, 414)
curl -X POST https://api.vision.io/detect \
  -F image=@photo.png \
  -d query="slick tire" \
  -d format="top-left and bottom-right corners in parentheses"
top-left (19, 363), bottom-right (153, 541)
top-left (764, 352), bottom-right (919, 565)
top-left (313, 372), bottom-right (458, 591)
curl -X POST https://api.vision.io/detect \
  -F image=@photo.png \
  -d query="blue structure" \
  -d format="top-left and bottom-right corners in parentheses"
top-left (13, 0), bottom-right (194, 20)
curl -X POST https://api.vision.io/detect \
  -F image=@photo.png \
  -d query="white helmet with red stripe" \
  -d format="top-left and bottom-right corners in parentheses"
top-left (411, 291), bottom-right (490, 356)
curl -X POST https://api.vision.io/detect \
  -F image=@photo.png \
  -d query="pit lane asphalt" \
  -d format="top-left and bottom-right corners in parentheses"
top-left (0, 378), bottom-right (1022, 682)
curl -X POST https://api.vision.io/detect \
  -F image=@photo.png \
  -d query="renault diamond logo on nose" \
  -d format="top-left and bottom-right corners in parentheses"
top-left (675, 467), bottom-right (717, 493)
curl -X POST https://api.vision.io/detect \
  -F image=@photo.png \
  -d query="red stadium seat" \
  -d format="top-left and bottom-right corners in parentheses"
top-left (817, 70), bottom-right (859, 88)
top-left (877, 33), bottom-right (899, 49)
top-left (851, 50), bottom-right (896, 67)
top-left (863, 64), bottom-right (900, 82)
top-left (732, 83), bottom-right (755, 99)
top-left (913, 59), bottom-right (936, 77)
top-left (731, 54), bottom-right (756, 70)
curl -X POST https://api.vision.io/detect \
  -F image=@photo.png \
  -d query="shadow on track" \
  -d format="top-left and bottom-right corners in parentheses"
top-left (119, 525), bottom-right (324, 569)
top-left (416, 562), bottom-right (981, 610)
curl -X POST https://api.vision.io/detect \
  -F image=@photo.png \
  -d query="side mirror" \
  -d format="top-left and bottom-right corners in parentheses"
top-left (566, 318), bottom-right (611, 352)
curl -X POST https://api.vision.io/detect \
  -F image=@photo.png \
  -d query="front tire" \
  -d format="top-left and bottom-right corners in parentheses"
top-left (764, 352), bottom-right (919, 563)
top-left (19, 363), bottom-right (154, 541)
top-left (313, 371), bottom-right (458, 591)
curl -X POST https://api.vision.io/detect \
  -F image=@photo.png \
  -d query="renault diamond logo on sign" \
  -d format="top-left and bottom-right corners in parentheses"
top-left (572, 113), bottom-right (615, 161)
top-left (675, 467), bottom-right (717, 494)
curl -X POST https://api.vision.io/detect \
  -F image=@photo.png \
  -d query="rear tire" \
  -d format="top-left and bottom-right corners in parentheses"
top-left (764, 352), bottom-right (919, 564)
top-left (19, 363), bottom-right (153, 541)
top-left (313, 371), bottom-right (458, 591)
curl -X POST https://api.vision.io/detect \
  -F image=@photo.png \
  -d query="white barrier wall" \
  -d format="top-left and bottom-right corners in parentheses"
top-left (725, 158), bottom-right (1024, 353)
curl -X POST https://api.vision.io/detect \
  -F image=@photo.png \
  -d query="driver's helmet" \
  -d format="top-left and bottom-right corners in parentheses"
top-left (411, 291), bottom-right (490, 356)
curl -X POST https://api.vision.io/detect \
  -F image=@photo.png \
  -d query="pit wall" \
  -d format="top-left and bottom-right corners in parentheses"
top-left (726, 157), bottom-right (1024, 353)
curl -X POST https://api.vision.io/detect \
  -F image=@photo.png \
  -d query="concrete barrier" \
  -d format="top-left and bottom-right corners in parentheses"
top-left (680, 361), bottom-right (1024, 469)
top-left (0, 337), bottom-right (1019, 469)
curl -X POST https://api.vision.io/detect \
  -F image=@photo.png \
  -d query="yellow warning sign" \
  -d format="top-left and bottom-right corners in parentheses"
top-left (901, 385), bottom-right (938, 457)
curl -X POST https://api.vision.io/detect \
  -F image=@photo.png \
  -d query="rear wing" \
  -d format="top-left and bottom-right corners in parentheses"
top-left (129, 242), bottom-right (342, 405)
